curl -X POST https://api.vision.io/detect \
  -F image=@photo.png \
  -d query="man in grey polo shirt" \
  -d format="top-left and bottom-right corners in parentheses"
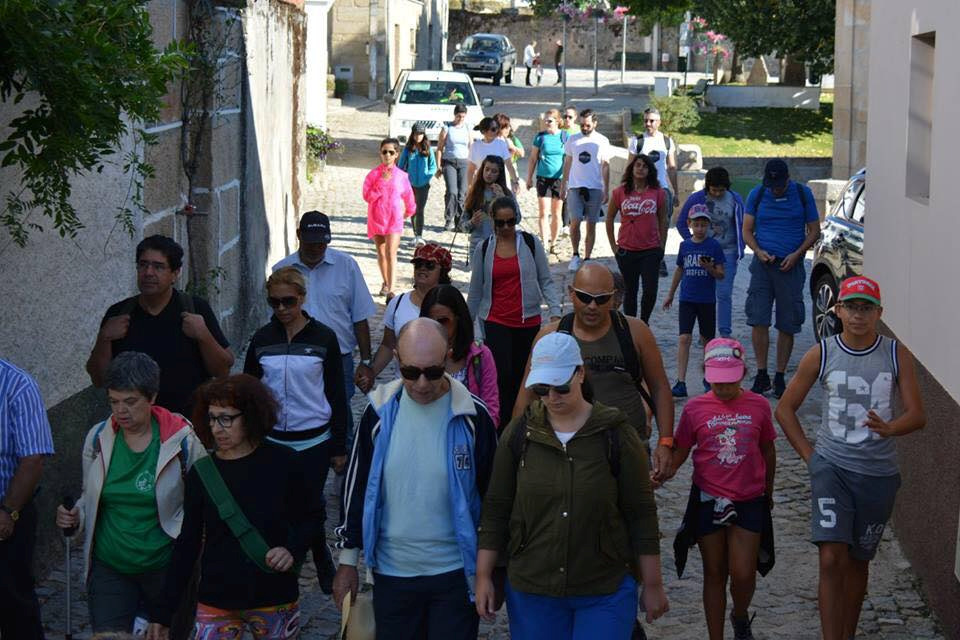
top-left (273, 211), bottom-right (378, 432)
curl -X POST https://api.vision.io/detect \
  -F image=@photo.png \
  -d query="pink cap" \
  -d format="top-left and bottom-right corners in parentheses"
top-left (704, 338), bottom-right (746, 384)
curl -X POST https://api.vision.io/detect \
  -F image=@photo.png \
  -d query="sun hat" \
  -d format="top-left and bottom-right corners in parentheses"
top-left (688, 204), bottom-right (711, 220)
top-left (704, 337), bottom-right (746, 384)
top-left (410, 242), bottom-right (452, 271)
top-left (838, 276), bottom-right (881, 305)
top-left (525, 333), bottom-right (583, 388)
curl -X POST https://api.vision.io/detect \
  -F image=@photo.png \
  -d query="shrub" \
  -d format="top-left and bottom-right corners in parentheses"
top-left (334, 78), bottom-right (348, 99)
top-left (647, 94), bottom-right (701, 133)
top-left (305, 126), bottom-right (343, 161)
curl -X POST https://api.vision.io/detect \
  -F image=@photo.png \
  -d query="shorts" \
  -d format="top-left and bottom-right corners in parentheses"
top-left (808, 452), bottom-right (901, 561)
top-left (566, 187), bottom-right (603, 223)
top-left (678, 300), bottom-right (716, 337)
top-left (194, 601), bottom-right (300, 639)
top-left (536, 176), bottom-right (562, 199)
top-left (697, 494), bottom-right (767, 538)
top-left (744, 256), bottom-right (806, 334)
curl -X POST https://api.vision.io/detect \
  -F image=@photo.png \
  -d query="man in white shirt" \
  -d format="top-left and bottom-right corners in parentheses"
top-left (629, 107), bottom-right (679, 276)
top-left (560, 109), bottom-right (610, 272)
top-left (523, 41), bottom-right (538, 86)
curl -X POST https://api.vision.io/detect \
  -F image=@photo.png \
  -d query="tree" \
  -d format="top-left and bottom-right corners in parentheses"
top-left (695, 0), bottom-right (835, 84)
top-left (0, 0), bottom-right (187, 248)
top-left (530, 0), bottom-right (690, 29)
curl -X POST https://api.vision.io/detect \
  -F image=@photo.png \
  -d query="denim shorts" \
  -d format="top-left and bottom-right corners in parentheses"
top-left (744, 256), bottom-right (806, 334)
top-left (566, 187), bottom-right (603, 223)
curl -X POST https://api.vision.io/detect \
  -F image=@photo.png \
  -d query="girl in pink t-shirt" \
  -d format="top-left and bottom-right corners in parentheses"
top-left (362, 138), bottom-right (416, 298)
top-left (604, 153), bottom-right (667, 323)
top-left (671, 338), bottom-right (777, 640)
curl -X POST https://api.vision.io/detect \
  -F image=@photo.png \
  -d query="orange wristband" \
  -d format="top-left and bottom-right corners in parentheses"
top-left (658, 437), bottom-right (674, 448)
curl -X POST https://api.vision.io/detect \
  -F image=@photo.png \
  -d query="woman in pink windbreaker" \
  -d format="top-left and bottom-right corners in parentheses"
top-left (363, 137), bottom-right (416, 299)
top-left (420, 284), bottom-right (501, 427)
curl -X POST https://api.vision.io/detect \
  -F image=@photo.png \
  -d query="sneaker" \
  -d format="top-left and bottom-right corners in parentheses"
top-left (703, 378), bottom-right (711, 393)
top-left (751, 371), bottom-right (772, 395)
top-left (568, 255), bottom-right (581, 272)
top-left (773, 372), bottom-right (787, 399)
top-left (659, 259), bottom-right (668, 277)
top-left (671, 380), bottom-right (688, 398)
top-left (560, 225), bottom-right (570, 238)
top-left (316, 542), bottom-right (336, 595)
top-left (414, 235), bottom-right (426, 247)
top-left (444, 220), bottom-right (455, 232)
top-left (730, 611), bottom-right (755, 640)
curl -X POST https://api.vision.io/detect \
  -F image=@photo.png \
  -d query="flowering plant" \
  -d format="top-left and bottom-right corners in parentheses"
top-left (556, 0), bottom-right (609, 22)
top-left (690, 16), bottom-right (731, 60)
top-left (306, 126), bottom-right (343, 161)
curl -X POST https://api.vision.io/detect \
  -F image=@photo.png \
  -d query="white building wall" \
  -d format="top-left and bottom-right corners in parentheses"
top-left (865, 0), bottom-right (960, 402)
top-left (305, 0), bottom-right (333, 128)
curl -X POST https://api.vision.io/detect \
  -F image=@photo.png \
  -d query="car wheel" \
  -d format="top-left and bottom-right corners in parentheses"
top-left (813, 272), bottom-right (842, 340)
top-left (493, 67), bottom-right (502, 85)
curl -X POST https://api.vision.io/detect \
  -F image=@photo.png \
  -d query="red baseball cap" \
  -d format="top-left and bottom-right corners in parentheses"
top-left (411, 242), bottom-right (452, 271)
top-left (704, 338), bottom-right (746, 384)
top-left (838, 276), bottom-right (881, 305)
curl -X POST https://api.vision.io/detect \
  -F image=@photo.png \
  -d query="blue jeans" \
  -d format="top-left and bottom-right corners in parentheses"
top-left (717, 250), bottom-right (740, 336)
top-left (505, 575), bottom-right (637, 640)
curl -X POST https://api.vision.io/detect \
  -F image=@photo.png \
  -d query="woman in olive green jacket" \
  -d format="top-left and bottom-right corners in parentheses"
top-left (475, 333), bottom-right (668, 639)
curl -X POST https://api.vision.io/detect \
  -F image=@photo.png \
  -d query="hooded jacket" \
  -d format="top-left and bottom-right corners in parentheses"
top-left (74, 405), bottom-right (207, 581)
top-left (676, 188), bottom-right (747, 259)
top-left (335, 376), bottom-right (498, 598)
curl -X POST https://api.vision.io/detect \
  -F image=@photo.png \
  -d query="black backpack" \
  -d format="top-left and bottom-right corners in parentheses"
top-left (115, 289), bottom-right (196, 317)
top-left (480, 230), bottom-right (537, 258)
top-left (749, 182), bottom-right (813, 217)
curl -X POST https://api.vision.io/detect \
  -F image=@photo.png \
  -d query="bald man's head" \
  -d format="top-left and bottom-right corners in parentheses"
top-left (396, 318), bottom-right (451, 404)
top-left (569, 262), bottom-right (616, 328)
top-left (397, 318), bottom-right (448, 362)
top-left (573, 262), bottom-right (615, 292)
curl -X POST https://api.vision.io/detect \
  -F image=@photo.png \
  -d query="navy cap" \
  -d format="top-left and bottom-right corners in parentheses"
top-left (298, 211), bottom-right (332, 244)
top-left (763, 159), bottom-right (789, 189)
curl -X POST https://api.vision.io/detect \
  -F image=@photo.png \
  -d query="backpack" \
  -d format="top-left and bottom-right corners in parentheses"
top-left (534, 130), bottom-right (569, 148)
top-left (749, 182), bottom-right (812, 218)
top-left (116, 289), bottom-right (196, 317)
top-left (556, 310), bottom-right (658, 421)
top-left (507, 412), bottom-right (621, 478)
top-left (480, 230), bottom-right (537, 258)
top-left (635, 132), bottom-right (672, 155)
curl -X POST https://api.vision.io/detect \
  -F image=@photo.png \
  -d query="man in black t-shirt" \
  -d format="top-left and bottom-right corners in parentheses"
top-left (86, 235), bottom-right (234, 416)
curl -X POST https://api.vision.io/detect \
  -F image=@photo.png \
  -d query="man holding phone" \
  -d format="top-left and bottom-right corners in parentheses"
top-left (742, 160), bottom-right (820, 398)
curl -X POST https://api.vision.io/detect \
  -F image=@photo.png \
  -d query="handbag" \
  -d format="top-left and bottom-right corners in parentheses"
top-left (341, 590), bottom-right (376, 640)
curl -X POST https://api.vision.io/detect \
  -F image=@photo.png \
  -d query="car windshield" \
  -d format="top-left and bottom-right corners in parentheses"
top-left (399, 80), bottom-right (476, 106)
top-left (463, 36), bottom-right (501, 52)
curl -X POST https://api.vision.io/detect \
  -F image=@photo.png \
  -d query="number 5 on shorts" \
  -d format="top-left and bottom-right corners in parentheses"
top-left (818, 497), bottom-right (837, 528)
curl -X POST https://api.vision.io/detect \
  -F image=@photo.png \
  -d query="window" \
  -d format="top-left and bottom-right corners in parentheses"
top-left (399, 80), bottom-right (477, 106)
top-left (852, 189), bottom-right (865, 225)
top-left (906, 31), bottom-right (934, 202)
top-left (839, 178), bottom-right (862, 220)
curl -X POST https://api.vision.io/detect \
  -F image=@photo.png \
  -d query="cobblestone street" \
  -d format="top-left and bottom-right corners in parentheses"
top-left (39, 73), bottom-right (944, 639)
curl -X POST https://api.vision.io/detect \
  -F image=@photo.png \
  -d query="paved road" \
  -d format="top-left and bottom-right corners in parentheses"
top-left (39, 74), bottom-right (943, 639)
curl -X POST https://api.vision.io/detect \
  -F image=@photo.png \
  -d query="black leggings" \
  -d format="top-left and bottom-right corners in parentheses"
top-left (483, 320), bottom-right (540, 427)
top-left (616, 247), bottom-right (664, 323)
top-left (411, 184), bottom-right (429, 236)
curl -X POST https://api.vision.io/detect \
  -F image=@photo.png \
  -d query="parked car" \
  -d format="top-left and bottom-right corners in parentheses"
top-left (810, 168), bottom-right (866, 339)
top-left (385, 70), bottom-right (494, 143)
top-left (450, 33), bottom-right (517, 85)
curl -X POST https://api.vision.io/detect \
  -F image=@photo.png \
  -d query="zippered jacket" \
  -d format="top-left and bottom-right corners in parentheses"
top-left (676, 188), bottom-right (746, 259)
top-left (478, 401), bottom-right (660, 597)
top-left (335, 376), bottom-right (498, 598)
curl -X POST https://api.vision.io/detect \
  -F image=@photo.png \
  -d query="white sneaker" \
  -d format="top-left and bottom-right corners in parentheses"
top-left (568, 255), bottom-right (581, 272)
top-left (415, 235), bottom-right (426, 247)
top-left (560, 225), bottom-right (570, 238)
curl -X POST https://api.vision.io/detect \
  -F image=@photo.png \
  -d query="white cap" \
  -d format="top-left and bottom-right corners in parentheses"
top-left (525, 333), bottom-right (583, 388)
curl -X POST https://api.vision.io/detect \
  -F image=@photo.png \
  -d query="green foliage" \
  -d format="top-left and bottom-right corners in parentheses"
top-left (306, 126), bottom-right (343, 162)
top-left (334, 78), bottom-right (348, 99)
top-left (646, 95), bottom-right (701, 133)
top-left (695, 0), bottom-right (835, 75)
top-left (530, 0), bottom-right (690, 29)
top-left (0, 0), bottom-right (188, 246)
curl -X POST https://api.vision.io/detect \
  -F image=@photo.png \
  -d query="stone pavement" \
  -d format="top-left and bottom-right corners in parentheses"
top-left (38, 75), bottom-right (943, 639)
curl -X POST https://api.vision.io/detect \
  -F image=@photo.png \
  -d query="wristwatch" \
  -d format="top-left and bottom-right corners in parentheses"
top-left (657, 436), bottom-right (675, 449)
top-left (359, 359), bottom-right (372, 368)
top-left (0, 504), bottom-right (19, 522)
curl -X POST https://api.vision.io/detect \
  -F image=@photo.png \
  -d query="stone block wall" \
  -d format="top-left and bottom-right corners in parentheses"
top-left (832, 0), bottom-right (869, 179)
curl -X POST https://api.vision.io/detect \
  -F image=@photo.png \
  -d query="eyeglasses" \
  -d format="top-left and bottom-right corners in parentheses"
top-left (412, 259), bottom-right (438, 271)
top-left (839, 301), bottom-right (878, 314)
top-left (398, 364), bottom-right (447, 381)
top-left (208, 412), bottom-right (243, 428)
top-left (494, 218), bottom-right (517, 228)
top-left (573, 288), bottom-right (615, 306)
top-left (643, 119), bottom-right (658, 123)
top-left (380, 149), bottom-right (397, 156)
top-left (531, 373), bottom-right (576, 397)
top-left (267, 296), bottom-right (299, 309)
top-left (136, 260), bottom-right (170, 272)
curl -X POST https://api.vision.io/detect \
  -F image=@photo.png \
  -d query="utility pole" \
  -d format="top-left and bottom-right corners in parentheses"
top-left (562, 20), bottom-right (568, 107)
top-left (593, 12), bottom-right (599, 95)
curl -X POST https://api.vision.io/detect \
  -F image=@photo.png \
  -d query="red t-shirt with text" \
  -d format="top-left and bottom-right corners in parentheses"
top-left (610, 185), bottom-right (666, 251)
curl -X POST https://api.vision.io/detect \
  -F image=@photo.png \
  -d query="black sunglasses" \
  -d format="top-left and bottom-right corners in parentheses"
top-left (267, 296), bottom-right (299, 309)
top-left (494, 218), bottom-right (517, 228)
top-left (573, 289), bottom-right (614, 306)
top-left (413, 259), bottom-right (438, 270)
top-left (531, 372), bottom-right (577, 397)
top-left (398, 364), bottom-right (446, 381)
top-left (380, 149), bottom-right (397, 155)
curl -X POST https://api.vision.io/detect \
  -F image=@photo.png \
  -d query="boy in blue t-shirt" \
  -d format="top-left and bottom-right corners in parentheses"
top-left (664, 209), bottom-right (726, 397)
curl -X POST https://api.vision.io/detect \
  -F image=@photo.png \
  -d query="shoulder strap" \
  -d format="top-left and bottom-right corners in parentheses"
top-left (560, 130), bottom-right (569, 144)
top-left (664, 135), bottom-right (672, 152)
top-left (116, 295), bottom-right (139, 317)
top-left (557, 313), bottom-right (575, 334)
top-left (470, 341), bottom-right (484, 384)
top-left (178, 438), bottom-right (190, 478)
top-left (795, 182), bottom-right (811, 217)
top-left (508, 413), bottom-right (529, 471)
top-left (177, 290), bottom-right (195, 315)
top-left (750, 186), bottom-right (765, 216)
top-left (391, 292), bottom-right (406, 328)
top-left (91, 420), bottom-right (109, 458)
top-left (521, 231), bottom-right (536, 256)
top-left (635, 133), bottom-right (644, 153)
top-left (481, 236), bottom-right (491, 257)
top-left (192, 456), bottom-right (278, 574)
top-left (610, 311), bottom-right (658, 421)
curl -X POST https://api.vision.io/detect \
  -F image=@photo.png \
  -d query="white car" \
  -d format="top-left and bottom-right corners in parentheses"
top-left (385, 70), bottom-right (494, 143)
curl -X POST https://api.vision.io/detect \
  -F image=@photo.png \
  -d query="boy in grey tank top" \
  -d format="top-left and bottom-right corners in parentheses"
top-left (774, 276), bottom-right (926, 640)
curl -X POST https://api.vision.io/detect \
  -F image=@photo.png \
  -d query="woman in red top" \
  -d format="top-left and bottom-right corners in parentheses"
top-left (605, 153), bottom-right (667, 323)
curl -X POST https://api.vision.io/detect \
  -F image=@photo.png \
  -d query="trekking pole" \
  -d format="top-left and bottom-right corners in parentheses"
top-left (62, 494), bottom-right (77, 640)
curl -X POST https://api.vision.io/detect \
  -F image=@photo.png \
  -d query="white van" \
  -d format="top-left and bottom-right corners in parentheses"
top-left (385, 70), bottom-right (494, 143)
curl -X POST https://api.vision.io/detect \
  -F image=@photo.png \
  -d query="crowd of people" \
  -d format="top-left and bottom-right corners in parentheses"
top-left (0, 99), bottom-right (928, 640)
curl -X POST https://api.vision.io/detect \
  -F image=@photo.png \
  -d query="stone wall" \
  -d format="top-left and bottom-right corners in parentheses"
top-left (832, 0), bottom-right (870, 178)
top-left (0, 0), bottom-right (306, 576)
top-left (701, 156), bottom-right (833, 183)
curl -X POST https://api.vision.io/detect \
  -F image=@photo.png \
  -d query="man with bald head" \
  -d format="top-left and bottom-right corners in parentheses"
top-left (514, 262), bottom-right (676, 482)
top-left (333, 318), bottom-right (498, 639)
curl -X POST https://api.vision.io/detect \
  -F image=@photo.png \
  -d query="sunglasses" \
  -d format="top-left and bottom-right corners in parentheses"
top-left (267, 296), bottom-right (299, 309)
top-left (643, 119), bottom-right (658, 123)
top-left (380, 149), bottom-right (397, 156)
top-left (413, 259), bottom-right (438, 270)
top-left (544, 118), bottom-right (556, 124)
top-left (494, 218), bottom-right (517, 228)
top-left (487, 126), bottom-right (500, 132)
top-left (573, 288), bottom-right (615, 306)
top-left (398, 364), bottom-right (447, 381)
top-left (531, 373), bottom-right (577, 397)
top-left (563, 114), bottom-right (575, 119)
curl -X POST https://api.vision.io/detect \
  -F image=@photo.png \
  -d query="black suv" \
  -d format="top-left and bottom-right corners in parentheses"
top-left (451, 33), bottom-right (517, 85)
top-left (810, 168), bottom-right (865, 339)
